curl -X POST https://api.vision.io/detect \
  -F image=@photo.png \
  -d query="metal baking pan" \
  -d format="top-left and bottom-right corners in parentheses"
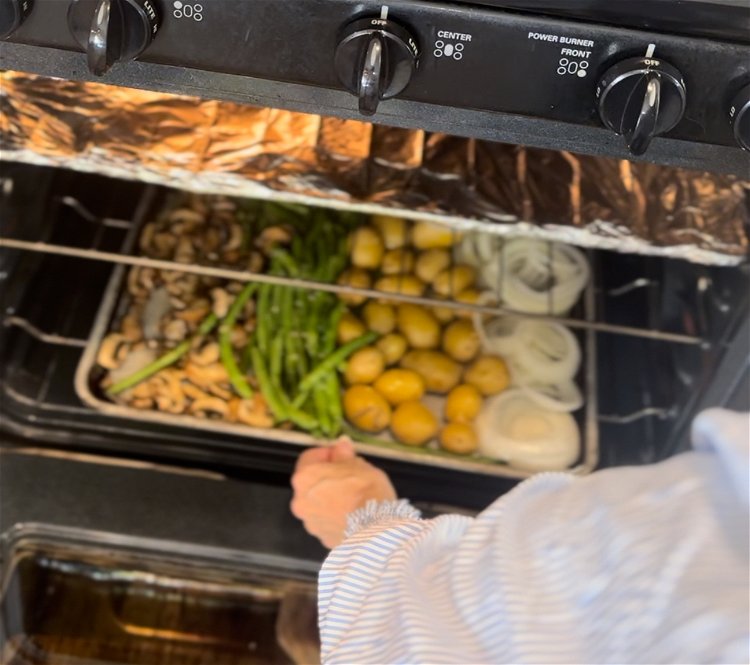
top-left (74, 202), bottom-right (599, 480)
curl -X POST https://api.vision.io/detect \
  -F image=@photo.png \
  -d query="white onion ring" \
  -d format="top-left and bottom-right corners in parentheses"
top-left (490, 239), bottom-right (590, 315)
top-left (476, 390), bottom-right (580, 470)
top-left (507, 320), bottom-right (581, 384)
top-left (519, 380), bottom-right (583, 412)
top-left (472, 291), bottom-right (524, 356)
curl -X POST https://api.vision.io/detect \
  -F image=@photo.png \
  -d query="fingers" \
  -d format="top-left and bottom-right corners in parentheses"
top-left (329, 438), bottom-right (356, 462)
top-left (295, 446), bottom-right (332, 471)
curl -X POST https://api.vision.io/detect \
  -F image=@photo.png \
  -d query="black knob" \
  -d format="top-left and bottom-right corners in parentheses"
top-left (729, 82), bottom-right (750, 151)
top-left (334, 17), bottom-right (419, 116)
top-left (0, 0), bottom-right (32, 39)
top-left (68, 0), bottom-right (159, 76)
top-left (597, 56), bottom-right (686, 156)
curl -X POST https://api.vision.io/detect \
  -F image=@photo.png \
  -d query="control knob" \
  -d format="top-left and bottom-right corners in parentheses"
top-left (728, 82), bottom-right (750, 151)
top-left (597, 56), bottom-right (686, 156)
top-left (0, 0), bottom-right (32, 39)
top-left (334, 17), bottom-right (419, 116)
top-left (68, 0), bottom-right (159, 76)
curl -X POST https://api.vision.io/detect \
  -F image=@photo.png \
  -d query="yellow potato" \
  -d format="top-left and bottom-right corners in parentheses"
top-left (431, 304), bottom-right (456, 324)
top-left (397, 304), bottom-right (441, 349)
top-left (344, 346), bottom-right (386, 385)
top-left (349, 227), bottom-right (384, 269)
top-left (400, 350), bottom-right (462, 394)
top-left (373, 369), bottom-right (425, 405)
top-left (415, 249), bottom-right (451, 283)
top-left (362, 301), bottom-right (396, 335)
top-left (433, 265), bottom-right (477, 297)
top-left (444, 384), bottom-right (483, 423)
top-left (374, 275), bottom-right (426, 298)
top-left (412, 222), bottom-right (459, 249)
top-left (372, 214), bottom-right (408, 250)
top-left (464, 355), bottom-right (511, 396)
top-left (337, 312), bottom-right (367, 344)
top-left (376, 333), bottom-right (408, 366)
top-left (391, 401), bottom-right (439, 446)
top-left (440, 422), bottom-right (478, 454)
top-left (337, 268), bottom-right (371, 306)
top-left (381, 248), bottom-right (416, 275)
top-left (455, 288), bottom-right (481, 317)
top-left (442, 318), bottom-right (480, 362)
top-left (344, 385), bottom-right (391, 433)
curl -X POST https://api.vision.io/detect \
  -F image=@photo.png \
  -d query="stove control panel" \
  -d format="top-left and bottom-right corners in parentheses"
top-left (3, 0), bottom-right (750, 167)
top-left (0, 0), bottom-right (32, 39)
top-left (67, 0), bottom-right (159, 75)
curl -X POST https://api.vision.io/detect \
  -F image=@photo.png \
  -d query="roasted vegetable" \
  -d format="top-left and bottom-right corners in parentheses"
top-left (374, 275), bottom-right (426, 298)
top-left (337, 268), bottom-right (372, 306)
top-left (433, 265), bottom-right (477, 297)
top-left (362, 301), bottom-right (397, 335)
top-left (337, 312), bottom-right (368, 344)
top-left (344, 385), bottom-right (391, 433)
top-left (381, 249), bottom-right (415, 275)
top-left (415, 248), bottom-right (451, 282)
top-left (391, 401), bottom-right (438, 446)
top-left (376, 333), bottom-right (408, 366)
top-left (349, 226), bottom-right (384, 269)
top-left (441, 318), bottom-right (480, 362)
top-left (373, 369), bottom-right (425, 405)
top-left (439, 422), bottom-right (478, 454)
top-left (464, 354), bottom-right (511, 396)
top-left (344, 346), bottom-right (386, 385)
top-left (372, 214), bottom-right (408, 250)
top-left (400, 350), bottom-right (462, 394)
top-left (396, 304), bottom-right (441, 350)
top-left (411, 222), bottom-right (457, 249)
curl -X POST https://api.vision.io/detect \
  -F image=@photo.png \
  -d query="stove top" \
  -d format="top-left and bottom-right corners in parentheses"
top-left (465, 0), bottom-right (750, 42)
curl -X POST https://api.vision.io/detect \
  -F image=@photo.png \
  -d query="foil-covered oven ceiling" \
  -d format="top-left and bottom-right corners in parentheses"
top-left (0, 71), bottom-right (747, 266)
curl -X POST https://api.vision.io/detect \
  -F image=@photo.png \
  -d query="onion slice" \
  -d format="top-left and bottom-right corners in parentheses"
top-left (476, 390), bottom-right (580, 471)
top-left (507, 320), bottom-right (581, 384)
top-left (520, 380), bottom-right (583, 412)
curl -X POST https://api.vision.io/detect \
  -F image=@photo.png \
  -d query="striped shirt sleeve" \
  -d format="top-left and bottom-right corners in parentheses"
top-left (317, 409), bottom-right (749, 664)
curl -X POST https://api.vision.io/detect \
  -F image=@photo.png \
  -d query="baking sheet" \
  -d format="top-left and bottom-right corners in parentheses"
top-left (2, 71), bottom-right (747, 267)
top-left (73, 200), bottom-right (599, 480)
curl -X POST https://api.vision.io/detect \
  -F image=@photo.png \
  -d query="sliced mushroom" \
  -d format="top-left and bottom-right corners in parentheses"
top-left (236, 395), bottom-right (274, 428)
top-left (210, 288), bottom-right (230, 318)
top-left (224, 223), bottom-right (243, 252)
top-left (131, 397), bottom-right (155, 410)
top-left (207, 382), bottom-right (233, 401)
top-left (152, 232), bottom-right (177, 258)
top-left (175, 299), bottom-right (211, 324)
top-left (139, 222), bottom-right (156, 252)
top-left (248, 251), bottom-right (264, 273)
top-left (189, 342), bottom-right (220, 366)
top-left (182, 382), bottom-right (211, 401)
top-left (153, 369), bottom-right (187, 414)
top-left (189, 396), bottom-right (229, 418)
top-left (230, 325), bottom-right (248, 349)
top-left (168, 208), bottom-right (205, 225)
top-left (121, 308), bottom-right (142, 343)
top-left (174, 236), bottom-right (196, 264)
top-left (98, 333), bottom-right (129, 370)
top-left (163, 318), bottom-right (189, 342)
top-left (256, 226), bottom-right (292, 253)
top-left (128, 267), bottom-right (157, 300)
top-left (185, 361), bottom-right (228, 387)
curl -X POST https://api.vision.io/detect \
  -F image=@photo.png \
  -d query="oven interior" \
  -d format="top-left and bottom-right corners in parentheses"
top-left (1, 161), bottom-right (747, 509)
top-left (0, 524), bottom-right (319, 665)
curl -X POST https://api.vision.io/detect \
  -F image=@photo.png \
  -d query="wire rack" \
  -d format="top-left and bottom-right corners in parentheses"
top-left (0, 175), bottom-right (746, 472)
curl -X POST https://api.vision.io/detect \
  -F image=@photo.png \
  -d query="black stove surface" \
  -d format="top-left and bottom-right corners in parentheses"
top-left (458, 0), bottom-right (750, 42)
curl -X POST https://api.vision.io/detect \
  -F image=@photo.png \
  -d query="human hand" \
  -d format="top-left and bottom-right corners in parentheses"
top-left (290, 437), bottom-right (397, 548)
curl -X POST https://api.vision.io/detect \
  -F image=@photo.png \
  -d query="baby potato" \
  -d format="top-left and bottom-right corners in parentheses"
top-left (337, 312), bottom-right (367, 344)
top-left (349, 227), bottom-right (384, 269)
top-left (415, 249), bottom-right (451, 283)
top-left (444, 384), bottom-right (483, 423)
top-left (442, 318), bottom-right (480, 362)
top-left (376, 333), bottom-right (408, 366)
top-left (344, 346), bottom-right (385, 385)
top-left (373, 369), bottom-right (425, 405)
top-left (464, 355), bottom-right (511, 396)
top-left (374, 275), bottom-right (426, 298)
top-left (455, 288), bottom-right (481, 317)
top-left (391, 400), bottom-right (439, 446)
top-left (412, 222), bottom-right (459, 249)
top-left (372, 214), bottom-right (408, 250)
top-left (400, 350), bottom-right (462, 394)
top-left (344, 385), bottom-right (391, 433)
top-left (431, 304), bottom-right (456, 324)
top-left (433, 265), bottom-right (477, 297)
top-left (397, 304), bottom-right (441, 350)
top-left (440, 422), bottom-right (478, 454)
top-left (381, 248), bottom-right (416, 275)
top-left (363, 301), bottom-right (396, 335)
top-left (337, 268), bottom-right (372, 306)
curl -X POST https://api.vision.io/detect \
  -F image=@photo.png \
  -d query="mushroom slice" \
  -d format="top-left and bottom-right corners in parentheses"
top-left (236, 395), bottom-right (274, 428)
top-left (182, 382), bottom-right (211, 401)
top-left (224, 223), bottom-right (243, 252)
top-left (185, 362), bottom-right (229, 387)
top-left (168, 208), bottom-right (205, 225)
top-left (163, 318), bottom-right (189, 342)
top-left (131, 397), bottom-right (154, 410)
top-left (121, 308), bottom-right (142, 343)
top-left (207, 382), bottom-right (233, 401)
top-left (210, 288), bottom-right (230, 318)
top-left (98, 334), bottom-right (128, 370)
top-left (256, 226), bottom-right (292, 253)
top-left (189, 342), bottom-right (221, 367)
top-left (176, 299), bottom-right (211, 324)
top-left (189, 396), bottom-right (229, 419)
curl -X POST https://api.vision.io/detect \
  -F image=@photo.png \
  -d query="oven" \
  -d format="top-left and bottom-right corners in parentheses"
top-left (1, 0), bottom-right (749, 662)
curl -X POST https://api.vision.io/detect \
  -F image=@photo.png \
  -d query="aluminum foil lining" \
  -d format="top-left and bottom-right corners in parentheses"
top-left (1, 71), bottom-right (747, 266)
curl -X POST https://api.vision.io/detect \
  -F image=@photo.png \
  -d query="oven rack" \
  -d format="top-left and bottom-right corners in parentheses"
top-left (0, 194), bottom-right (719, 348)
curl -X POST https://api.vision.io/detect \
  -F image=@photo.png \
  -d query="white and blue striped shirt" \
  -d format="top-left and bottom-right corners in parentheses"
top-left (319, 409), bottom-right (749, 664)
